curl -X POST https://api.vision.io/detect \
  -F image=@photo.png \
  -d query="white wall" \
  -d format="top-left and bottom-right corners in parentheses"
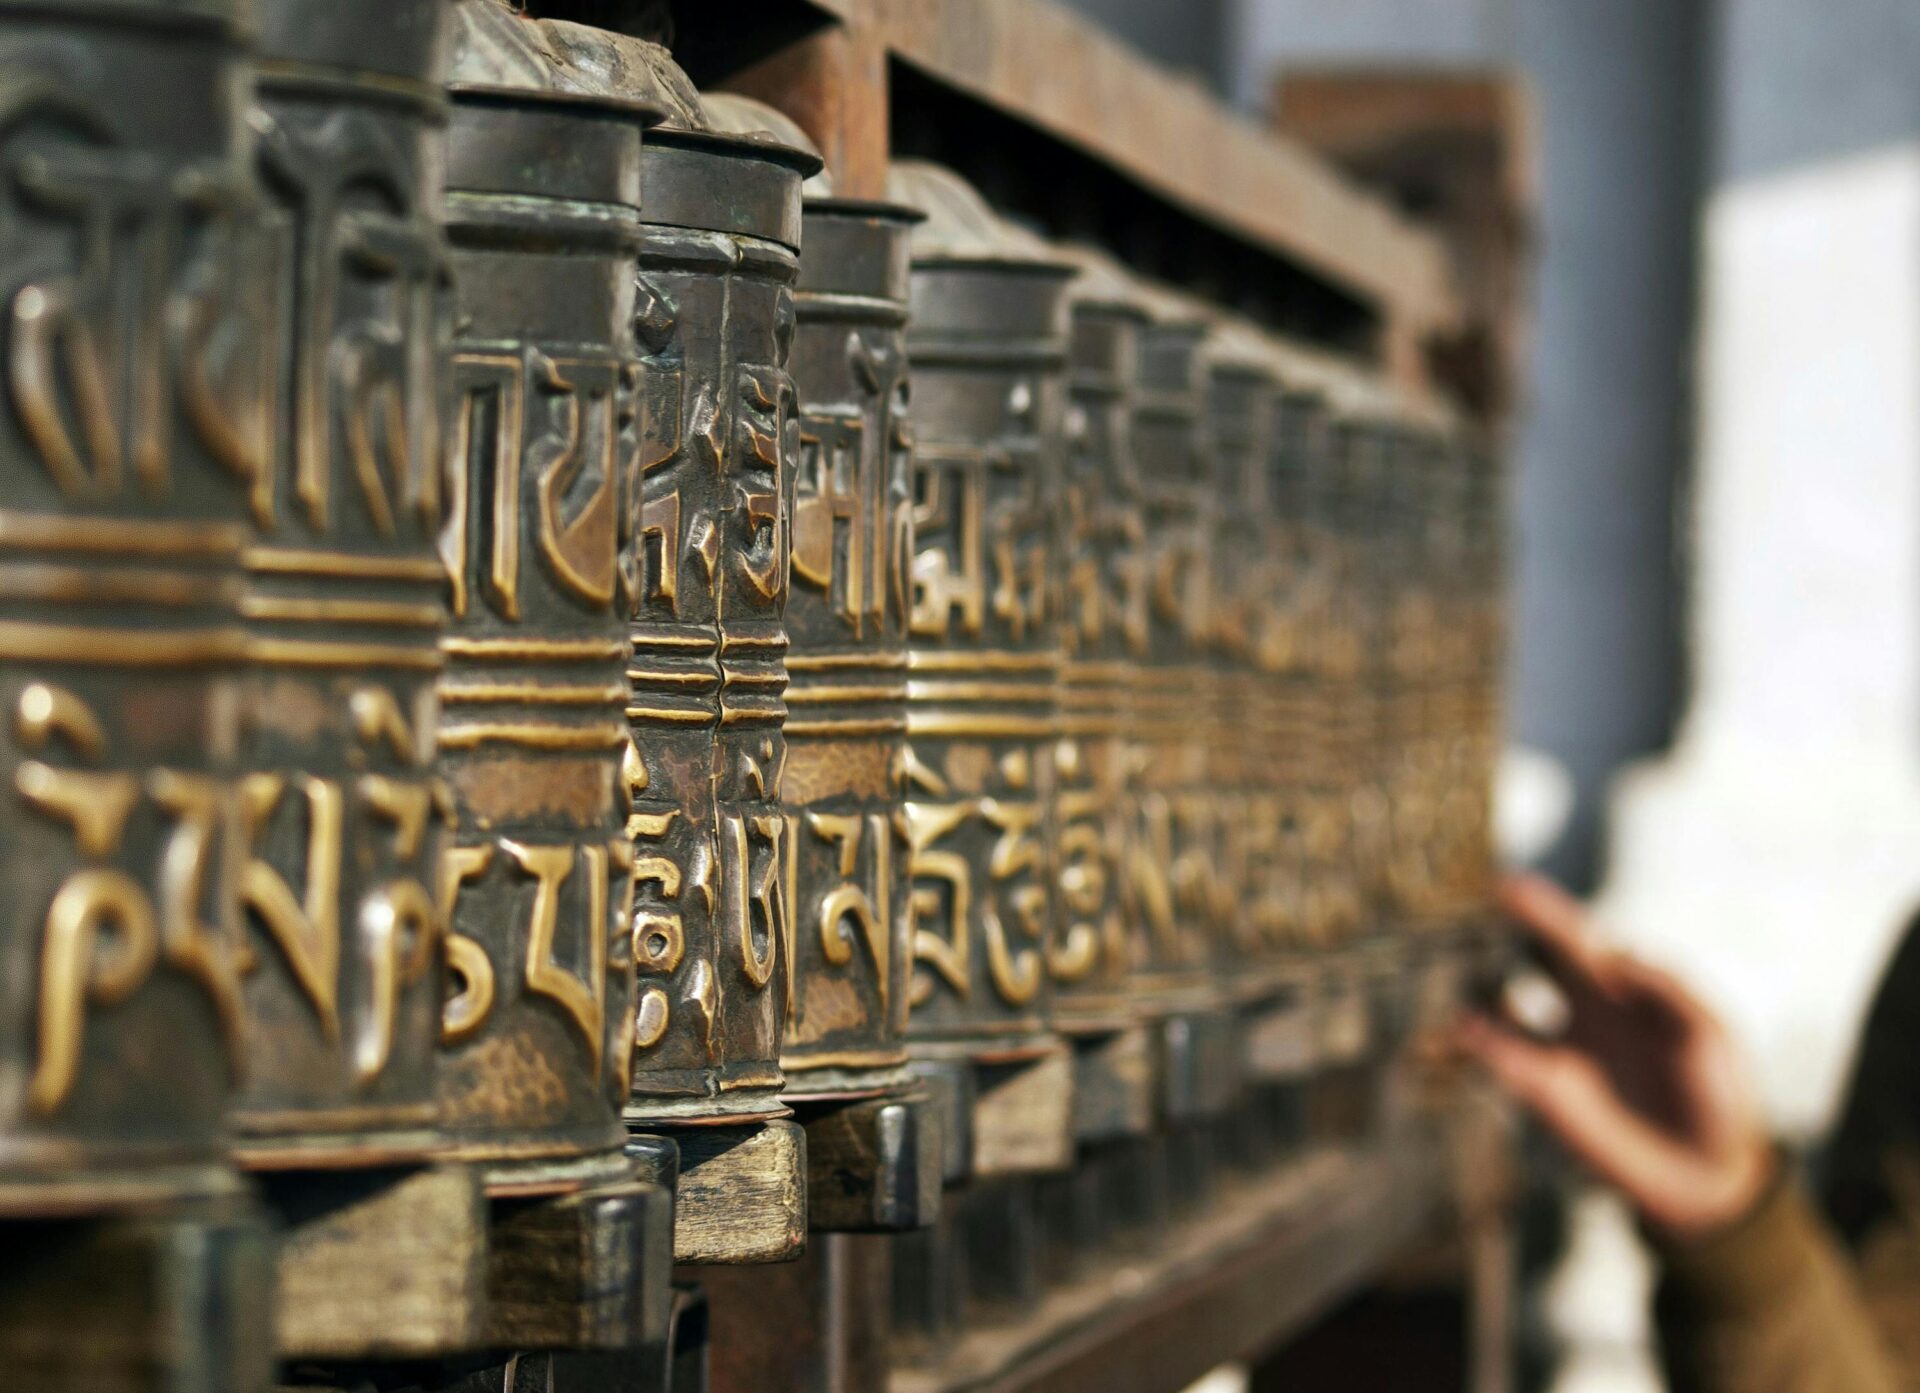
top-left (1602, 140), bottom-right (1920, 1136)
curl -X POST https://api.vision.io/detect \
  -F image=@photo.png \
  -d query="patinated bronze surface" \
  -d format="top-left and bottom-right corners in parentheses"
top-left (525, 32), bottom-right (817, 1265)
top-left (776, 191), bottom-right (920, 1096)
top-left (1199, 337), bottom-right (1278, 1006)
top-left (436, 44), bottom-right (660, 1192)
top-left (886, 162), bottom-right (1071, 1068)
top-left (0, 0), bottom-right (259, 1215)
top-left (1050, 249), bottom-right (1150, 1040)
top-left (1129, 301), bottom-right (1239, 1122)
top-left (696, 92), bottom-right (941, 1234)
top-left (1259, 385), bottom-right (1324, 965)
top-left (619, 120), bottom-right (814, 1127)
top-left (0, 11), bottom-right (285, 1371)
top-left (1236, 381), bottom-right (1330, 1089)
top-left (1127, 310), bottom-right (1216, 1020)
top-left (694, 91), bottom-right (922, 1104)
top-left (1311, 411), bottom-right (1390, 1079)
top-left (1200, 332), bottom-right (1319, 1100)
top-left (231, 0), bottom-right (453, 1170)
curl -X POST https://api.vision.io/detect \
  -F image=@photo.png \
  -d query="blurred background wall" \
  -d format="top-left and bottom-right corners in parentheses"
top-left (1601, 0), bottom-right (1920, 1141)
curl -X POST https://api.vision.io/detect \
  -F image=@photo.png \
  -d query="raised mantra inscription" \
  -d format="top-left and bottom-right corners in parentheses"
top-left (0, 0), bottom-right (264, 1207)
top-left (229, 0), bottom-right (452, 1164)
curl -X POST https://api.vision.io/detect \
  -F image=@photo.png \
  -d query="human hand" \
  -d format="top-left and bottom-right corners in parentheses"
top-left (1454, 873), bottom-right (1774, 1239)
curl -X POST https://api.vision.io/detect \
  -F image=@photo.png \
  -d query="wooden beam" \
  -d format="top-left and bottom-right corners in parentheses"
top-left (890, 1142), bottom-right (1449, 1393)
top-left (863, 0), bottom-right (1460, 344)
top-left (725, 0), bottom-right (891, 199)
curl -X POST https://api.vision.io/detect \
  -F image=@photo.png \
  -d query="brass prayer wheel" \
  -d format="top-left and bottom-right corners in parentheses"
top-left (1390, 422), bottom-right (1466, 1039)
top-left (887, 161), bottom-right (1076, 1175)
top-left (435, 18), bottom-right (665, 1192)
top-left (1129, 292), bottom-right (1239, 1122)
top-left (1428, 431), bottom-right (1481, 921)
top-left (702, 93), bottom-right (939, 1235)
top-left (1240, 374), bottom-right (1334, 1087)
top-left (1050, 246), bottom-right (1150, 1038)
top-left (1462, 433), bottom-right (1504, 913)
top-left (1286, 382), bottom-right (1349, 960)
top-left (701, 105), bottom-right (922, 1103)
top-left (533, 25), bottom-right (815, 1262)
top-left (1128, 302), bottom-right (1215, 1012)
top-left (229, 0), bottom-right (453, 1170)
top-left (619, 115), bottom-right (815, 1130)
top-left (1383, 424), bottom-right (1441, 933)
top-left (0, 0), bottom-right (259, 1215)
top-left (1351, 417), bottom-right (1399, 948)
top-left (1311, 398), bottom-right (1396, 1084)
top-left (1198, 328), bottom-right (1281, 1008)
top-left (1043, 244), bottom-right (1161, 1150)
top-left (1259, 380), bottom-right (1326, 961)
top-left (0, 0), bottom-right (1512, 1374)
top-left (1200, 326), bottom-right (1326, 1116)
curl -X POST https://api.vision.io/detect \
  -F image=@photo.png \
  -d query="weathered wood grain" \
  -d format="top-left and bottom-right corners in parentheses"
top-left (715, 0), bottom-right (1460, 392)
top-left (890, 1144), bottom-right (1448, 1393)
top-left (801, 1094), bottom-right (943, 1232)
top-left (483, 1178), bottom-right (675, 1350)
top-left (268, 1165), bottom-right (487, 1361)
top-left (0, 1200), bottom-right (272, 1393)
top-left (867, 0), bottom-right (1457, 342)
top-left (970, 1049), bottom-right (1075, 1180)
top-left (672, 1121), bottom-right (808, 1265)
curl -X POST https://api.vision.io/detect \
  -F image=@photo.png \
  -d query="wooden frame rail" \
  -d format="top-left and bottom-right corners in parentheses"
top-left (536, 0), bottom-right (1464, 391)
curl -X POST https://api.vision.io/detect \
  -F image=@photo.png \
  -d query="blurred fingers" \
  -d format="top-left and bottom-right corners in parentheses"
top-left (1456, 1014), bottom-right (1665, 1175)
top-left (1605, 953), bottom-right (1717, 1032)
top-left (1496, 873), bottom-right (1609, 986)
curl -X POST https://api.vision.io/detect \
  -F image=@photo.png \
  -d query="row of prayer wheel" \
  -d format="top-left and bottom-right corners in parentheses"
top-left (0, 0), bottom-right (1502, 1387)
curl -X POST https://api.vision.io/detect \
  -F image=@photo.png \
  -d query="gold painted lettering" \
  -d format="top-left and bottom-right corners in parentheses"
top-left (442, 353), bottom-right (523, 620)
top-left (438, 843), bottom-right (494, 1044)
top-left (910, 449), bottom-right (986, 638)
top-left (533, 353), bottom-right (619, 607)
top-left (148, 771), bottom-right (246, 1065)
top-left (905, 801), bottom-right (973, 1003)
top-left (239, 772), bottom-right (343, 1041)
top-left (29, 869), bottom-right (158, 1115)
top-left (505, 840), bottom-right (606, 1073)
top-left (805, 811), bottom-right (891, 1016)
top-left (720, 811), bottom-right (784, 991)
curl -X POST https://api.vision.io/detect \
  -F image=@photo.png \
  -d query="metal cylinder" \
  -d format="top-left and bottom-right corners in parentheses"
top-left (1311, 413), bottom-right (1378, 959)
top-left (1049, 248), bottom-right (1151, 1038)
top-left (435, 56), bottom-right (664, 1189)
top-left (1199, 334), bottom-right (1281, 1008)
top-left (1463, 434), bottom-right (1504, 914)
top-left (1257, 382), bottom-right (1328, 963)
top-left (622, 122), bottom-right (814, 1126)
top-left (1383, 425), bottom-right (1440, 934)
top-left (1233, 370), bottom-right (1333, 1094)
top-left (1129, 308), bottom-right (1218, 1013)
top-left (0, 0), bottom-right (258, 1213)
top-left (1305, 403), bottom-right (1393, 1085)
top-left (229, 0), bottom-right (453, 1169)
top-left (887, 161), bottom-right (1074, 1072)
top-left (777, 191), bottom-right (923, 1099)
top-left (1129, 295), bottom-right (1243, 1123)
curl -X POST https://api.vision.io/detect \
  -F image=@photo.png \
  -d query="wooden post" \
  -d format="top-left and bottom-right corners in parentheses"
top-left (725, 2), bottom-right (891, 200)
